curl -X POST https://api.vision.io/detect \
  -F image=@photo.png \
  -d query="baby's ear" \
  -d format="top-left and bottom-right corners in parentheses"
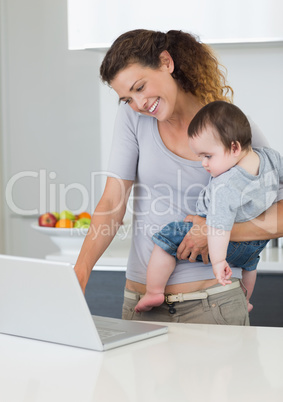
top-left (231, 141), bottom-right (241, 155)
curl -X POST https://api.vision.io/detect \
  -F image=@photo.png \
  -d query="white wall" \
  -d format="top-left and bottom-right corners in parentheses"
top-left (0, 0), bottom-right (102, 258)
top-left (213, 43), bottom-right (283, 152)
top-left (0, 54), bottom-right (4, 253)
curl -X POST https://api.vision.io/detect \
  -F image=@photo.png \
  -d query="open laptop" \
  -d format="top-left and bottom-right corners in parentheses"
top-left (0, 254), bottom-right (168, 351)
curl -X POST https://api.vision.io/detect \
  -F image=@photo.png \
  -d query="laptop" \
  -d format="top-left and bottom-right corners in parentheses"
top-left (0, 254), bottom-right (168, 351)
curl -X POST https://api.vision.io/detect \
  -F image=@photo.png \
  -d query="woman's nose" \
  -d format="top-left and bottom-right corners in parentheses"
top-left (135, 96), bottom-right (147, 111)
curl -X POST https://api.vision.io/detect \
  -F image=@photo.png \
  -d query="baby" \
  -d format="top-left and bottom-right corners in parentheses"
top-left (135, 101), bottom-right (283, 313)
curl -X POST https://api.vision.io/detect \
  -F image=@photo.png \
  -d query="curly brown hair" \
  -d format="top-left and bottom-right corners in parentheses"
top-left (100, 29), bottom-right (233, 105)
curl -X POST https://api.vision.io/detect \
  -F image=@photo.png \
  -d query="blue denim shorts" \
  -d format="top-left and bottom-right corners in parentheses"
top-left (152, 221), bottom-right (269, 271)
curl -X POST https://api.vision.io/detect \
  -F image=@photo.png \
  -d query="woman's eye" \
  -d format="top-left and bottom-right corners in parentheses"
top-left (205, 155), bottom-right (211, 159)
top-left (136, 84), bottom-right (144, 92)
top-left (123, 99), bottom-right (131, 105)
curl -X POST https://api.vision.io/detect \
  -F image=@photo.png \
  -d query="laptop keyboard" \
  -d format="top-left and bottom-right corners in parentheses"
top-left (96, 326), bottom-right (126, 339)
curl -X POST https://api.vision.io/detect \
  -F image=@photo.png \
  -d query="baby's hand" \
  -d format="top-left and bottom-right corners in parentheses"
top-left (213, 260), bottom-right (232, 286)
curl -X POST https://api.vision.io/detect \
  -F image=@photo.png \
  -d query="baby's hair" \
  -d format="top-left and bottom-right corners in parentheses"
top-left (188, 101), bottom-right (251, 151)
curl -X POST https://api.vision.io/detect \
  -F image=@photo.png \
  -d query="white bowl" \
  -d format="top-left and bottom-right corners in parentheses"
top-left (31, 223), bottom-right (88, 254)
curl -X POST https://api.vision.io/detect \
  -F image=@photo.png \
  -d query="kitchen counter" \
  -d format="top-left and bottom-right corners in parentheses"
top-left (46, 245), bottom-right (283, 273)
top-left (1, 322), bottom-right (283, 402)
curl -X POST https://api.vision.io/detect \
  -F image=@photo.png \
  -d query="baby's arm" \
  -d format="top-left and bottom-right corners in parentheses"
top-left (207, 226), bottom-right (232, 286)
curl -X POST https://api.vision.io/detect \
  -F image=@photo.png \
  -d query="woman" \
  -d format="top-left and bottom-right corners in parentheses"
top-left (74, 29), bottom-right (283, 325)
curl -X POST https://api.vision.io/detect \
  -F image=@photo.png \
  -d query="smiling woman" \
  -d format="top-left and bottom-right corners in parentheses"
top-left (74, 28), bottom-right (283, 326)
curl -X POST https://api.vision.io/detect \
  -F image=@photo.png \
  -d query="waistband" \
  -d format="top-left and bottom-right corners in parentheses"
top-left (124, 279), bottom-right (240, 304)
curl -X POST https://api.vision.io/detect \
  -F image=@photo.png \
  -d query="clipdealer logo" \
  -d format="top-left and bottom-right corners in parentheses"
top-left (5, 170), bottom-right (112, 216)
top-left (5, 168), bottom-right (203, 217)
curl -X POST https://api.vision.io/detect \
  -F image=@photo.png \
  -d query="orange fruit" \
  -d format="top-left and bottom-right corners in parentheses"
top-left (78, 212), bottom-right (91, 220)
top-left (55, 218), bottom-right (74, 228)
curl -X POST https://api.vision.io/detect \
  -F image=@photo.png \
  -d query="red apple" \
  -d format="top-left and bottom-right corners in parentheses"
top-left (38, 213), bottom-right (57, 227)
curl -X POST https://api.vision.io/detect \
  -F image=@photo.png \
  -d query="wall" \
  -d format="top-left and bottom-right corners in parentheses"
top-left (0, 0), bottom-right (6, 253)
top-left (213, 42), bottom-right (283, 152)
top-left (0, 0), bottom-right (102, 258)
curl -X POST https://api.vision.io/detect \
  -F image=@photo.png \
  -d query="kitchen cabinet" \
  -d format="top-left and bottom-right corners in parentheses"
top-left (67, 0), bottom-right (283, 49)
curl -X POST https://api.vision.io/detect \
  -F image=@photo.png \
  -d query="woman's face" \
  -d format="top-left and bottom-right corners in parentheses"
top-left (110, 56), bottom-right (179, 122)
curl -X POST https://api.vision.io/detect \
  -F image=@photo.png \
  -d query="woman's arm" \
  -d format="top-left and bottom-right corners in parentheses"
top-left (177, 200), bottom-right (283, 261)
top-left (231, 200), bottom-right (283, 241)
top-left (74, 177), bottom-right (133, 292)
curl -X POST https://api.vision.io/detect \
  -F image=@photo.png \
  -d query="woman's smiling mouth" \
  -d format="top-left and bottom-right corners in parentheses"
top-left (148, 97), bottom-right (160, 113)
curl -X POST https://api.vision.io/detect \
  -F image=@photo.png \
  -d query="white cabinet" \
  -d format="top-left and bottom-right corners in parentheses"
top-left (67, 0), bottom-right (283, 49)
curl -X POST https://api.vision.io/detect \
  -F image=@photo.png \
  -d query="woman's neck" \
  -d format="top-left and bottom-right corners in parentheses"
top-left (165, 91), bottom-right (203, 129)
top-left (157, 92), bottom-right (203, 161)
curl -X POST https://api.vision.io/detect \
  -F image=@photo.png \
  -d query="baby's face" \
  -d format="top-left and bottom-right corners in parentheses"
top-left (188, 127), bottom-right (237, 178)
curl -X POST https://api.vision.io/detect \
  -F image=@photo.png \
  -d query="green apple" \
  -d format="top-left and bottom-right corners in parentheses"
top-left (59, 210), bottom-right (75, 220)
top-left (51, 212), bottom-right (60, 221)
top-left (74, 218), bottom-right (91, 229)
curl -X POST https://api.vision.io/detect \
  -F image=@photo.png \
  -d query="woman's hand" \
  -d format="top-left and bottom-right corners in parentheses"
top-left (176, 215), bottom-right (209, 263)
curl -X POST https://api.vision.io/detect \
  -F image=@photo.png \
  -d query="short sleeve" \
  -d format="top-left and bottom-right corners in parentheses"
top-left (249, 118), bottom-right (283, 200)
top-left (107, 103), bottom-right (139, 181)
top-left (206, 183), bottom-right (238, 231)
top-left (276, 151), bottom-right (283, 202)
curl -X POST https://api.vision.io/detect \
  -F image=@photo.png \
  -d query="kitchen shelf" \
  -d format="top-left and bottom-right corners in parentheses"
top-left (46, 241), bottom-right (283, 274)
top-left (258, 247), bottom-right (283, 273)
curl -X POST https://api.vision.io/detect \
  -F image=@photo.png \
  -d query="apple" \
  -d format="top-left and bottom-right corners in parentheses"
top-left (51, 212), bottom-right (60, 221)
top-left (74, 218), bottom-right (91, 229)
top-left (59, 210), bottom-right (75, 221)
top-left (38, 213), bottom-right (57, 227)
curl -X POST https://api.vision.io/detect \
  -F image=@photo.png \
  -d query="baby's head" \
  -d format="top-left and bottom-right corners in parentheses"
top-left (188, 100), bottom-right (251, 152)
top-left (188, 101), bottom-right (252, 177)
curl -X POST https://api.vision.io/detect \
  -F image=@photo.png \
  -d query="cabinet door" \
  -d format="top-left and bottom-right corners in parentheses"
top-left (67, 0), bottom-right (283, 49)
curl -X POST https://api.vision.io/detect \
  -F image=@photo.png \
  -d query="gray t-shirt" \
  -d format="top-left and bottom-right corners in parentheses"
top-left (197, 147), bottom-right (283, 230)
top-left (107, 103), bottom-right (271, 285)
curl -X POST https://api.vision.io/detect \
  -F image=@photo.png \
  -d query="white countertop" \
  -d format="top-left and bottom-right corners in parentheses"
top-left (1, 323), bottom-right (283, 402)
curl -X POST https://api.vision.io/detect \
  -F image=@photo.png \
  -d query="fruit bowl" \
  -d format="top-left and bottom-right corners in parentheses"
top-left (31, 223), bottom-right (88, 255)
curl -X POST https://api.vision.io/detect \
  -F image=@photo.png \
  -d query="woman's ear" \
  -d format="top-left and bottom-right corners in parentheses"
top-left (159, 50), bottom-right (174, 73)
top-left (231, 141), bottom-right (241, 155)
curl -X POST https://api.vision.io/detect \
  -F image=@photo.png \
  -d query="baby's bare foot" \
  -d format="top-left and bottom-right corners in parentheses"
top-left (247, 302), bottom-right (253, 313)
top-left (135, 293), bottom-right (165, 313)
